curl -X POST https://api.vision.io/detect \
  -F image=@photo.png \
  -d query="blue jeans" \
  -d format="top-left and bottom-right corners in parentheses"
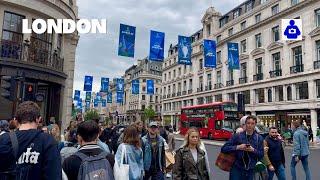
top-left (144, 170), bottom-right (164, 180)
top-left (290, 155), bottom-right (311, 180)
top-left (268, 164), bottom-right (286, 180)
top-left (230, 166), bottom-right (254, 180)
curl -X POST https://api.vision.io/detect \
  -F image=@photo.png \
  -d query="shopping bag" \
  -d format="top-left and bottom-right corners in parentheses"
top-left (215, 152), bottom-right (235, 172)
top-left (114, 146), bottom-right (129, 180)
top-left (165, 151), bottom-right (175, 168)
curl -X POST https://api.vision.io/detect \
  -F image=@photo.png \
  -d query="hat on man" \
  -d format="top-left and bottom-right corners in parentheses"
top-left (240, 115), bottom-right (248, 126)
top-left (149, 121), bottom-right (159, 128)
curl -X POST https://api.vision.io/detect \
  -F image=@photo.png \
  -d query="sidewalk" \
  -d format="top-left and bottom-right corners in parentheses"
top-left (174, 134), bottom-right (320, 150)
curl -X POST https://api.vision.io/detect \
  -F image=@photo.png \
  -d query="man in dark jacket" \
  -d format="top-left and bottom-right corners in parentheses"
top-left (0, 101), bottom-right (61, 180)
top-left (221, 115), bottom-right (264, 180)
top-left (63, 120), bottom-right (115, 180)
top-left (263, 127), bottom-right (286, 180)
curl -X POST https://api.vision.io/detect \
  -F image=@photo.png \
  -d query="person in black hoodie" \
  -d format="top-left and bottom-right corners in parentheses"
top-left (0, 101), bottom-right (62, 180)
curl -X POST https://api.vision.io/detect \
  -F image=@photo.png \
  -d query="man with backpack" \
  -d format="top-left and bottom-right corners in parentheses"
top-left (0, 101), bottom-right (62, 180)
top-left (63, 120), bottom-right (115, 180)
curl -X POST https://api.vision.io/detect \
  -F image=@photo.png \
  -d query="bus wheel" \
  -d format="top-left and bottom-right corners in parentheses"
top-left (208, 133), bottom-right (213, 140)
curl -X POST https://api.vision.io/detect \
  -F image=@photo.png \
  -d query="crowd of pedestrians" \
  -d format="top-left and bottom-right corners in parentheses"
top-left (217, 115), bottom-right (312, 180)
top-left (0, 101), bottom-right (314, 180)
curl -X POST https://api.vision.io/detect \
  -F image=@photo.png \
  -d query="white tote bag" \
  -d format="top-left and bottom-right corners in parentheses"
top-left (114, 145), bottom-right (130, 180)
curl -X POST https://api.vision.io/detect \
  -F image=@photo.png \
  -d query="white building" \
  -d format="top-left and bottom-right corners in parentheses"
top-left (0, 0), bottom-right (79, 131)
top-left (162, 0), bottom-right (320, 136)
top-left (107, 58), bottom-right (162, 124)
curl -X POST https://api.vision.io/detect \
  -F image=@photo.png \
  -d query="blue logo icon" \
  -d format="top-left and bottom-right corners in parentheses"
top-left (284, 20), bottom-right (301, 39)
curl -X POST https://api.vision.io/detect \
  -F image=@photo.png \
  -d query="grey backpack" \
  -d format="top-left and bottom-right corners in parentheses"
top-left (74, 151), bottom-right (114, 180)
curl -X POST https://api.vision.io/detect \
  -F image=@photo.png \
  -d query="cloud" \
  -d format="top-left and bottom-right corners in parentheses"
top-left (73, 0), bottom-right (242, 95)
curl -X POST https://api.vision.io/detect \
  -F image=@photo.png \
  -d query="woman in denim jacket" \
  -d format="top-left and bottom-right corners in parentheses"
top-left (116, 126), bottom-right (144, 180)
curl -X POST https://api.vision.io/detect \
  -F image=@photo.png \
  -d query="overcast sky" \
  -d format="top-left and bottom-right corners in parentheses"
top-left (73, 0), bottom-right (246, 97)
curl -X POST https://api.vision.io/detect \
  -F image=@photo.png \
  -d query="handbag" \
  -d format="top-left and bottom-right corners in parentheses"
top-left (215, 152), bottom-right (236, 172)
top-left (254, 134), bottom-right (267, 173)
top-left (114, 145), bottom-right (130, 180)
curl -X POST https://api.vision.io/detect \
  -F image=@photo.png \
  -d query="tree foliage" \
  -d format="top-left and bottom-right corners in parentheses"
top-left (84, 109), bottom-right (99, 121)
top-left (143, 106), bottom-right (156, 122)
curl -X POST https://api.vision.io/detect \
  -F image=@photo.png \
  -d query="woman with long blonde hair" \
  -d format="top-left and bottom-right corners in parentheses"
top-left (173, 127), bottom-right (209, 180)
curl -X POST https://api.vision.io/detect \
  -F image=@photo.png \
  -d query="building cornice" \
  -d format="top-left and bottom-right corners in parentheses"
top-left (217, 0), bottom-right (313, 47)
top-left (251, 47), bottom-right (265, 56)
top-left (267, 41), bottom-right (284, 51)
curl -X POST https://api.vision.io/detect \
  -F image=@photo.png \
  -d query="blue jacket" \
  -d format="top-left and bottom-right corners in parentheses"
top-left (116, 144), bottom-right (144, 180)
top-left (141, 134), bottom-right (165, 171)
top-left (221, 131), bottom-right (264, 171)
top-left (292, 127), bottom-right (310, 157)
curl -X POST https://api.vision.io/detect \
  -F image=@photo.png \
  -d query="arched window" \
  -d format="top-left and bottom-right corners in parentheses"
top-left (268, 89), bottom-right (272, 102)
top-left (287, 86), bottom-right (292, 101)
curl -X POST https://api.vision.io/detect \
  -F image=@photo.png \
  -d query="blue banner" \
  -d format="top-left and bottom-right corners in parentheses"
top-left (102, 99), bottom-right (106, 107)
top-left (204, 39), bottom-right (217, 68)
top-left (85, 101), bottom-right (90, 109)
top-left (107, 92), bottom-right (112, 103)
top-left (94, 99), bottom-right (99, 107)
top-left (117, 92), bottom-right (123, 103)
top-left (84, 75), bottom-right (93, 91)
top-left (101, 77), bottom-right (109, 92)
top-left (96, 92), bottom-right (102, 102)
top-left (77, 98), bottom-right (82, 109)
top-left (178, 35), bottom-right (192, 65)
top-left (147, 79), bottom-right (154, 95)
top-left (116, 78), bottom-right (124, 93)
top-left (74, 90), bottom-right (80, 101)
top-left (118, 24), bottom-right (136, 58)
top-left (149, 30), bottom-right (165, 61)
top-left (132, 79), bottom-right (139, 94)
top-left (227, 42), bottom-right (240, 70)
top-left (85, 92), bottom-right (91, 101)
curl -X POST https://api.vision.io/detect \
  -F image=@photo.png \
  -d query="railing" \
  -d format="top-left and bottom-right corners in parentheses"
top-left (214, 83), bottom-right (223, 89)
top-left (188, 89), bottom-right (192, 94)
top-left (162, 95), bottom-right (166, 99)
top-left (172, 93), bottom-right (176, 97)
top-left (0, 40), bottom-right (64, 71)
top-left (226, 80), bottom-right (234, 87)
top-left (182, 90), bottom-right (187, 95)
top-left (290, 64), bottom-right (304, 74)
top-left (197, 87), bottom-right (203, 92)
top-left (205, 85), bottom-right (212, 91)
top-left (167, 94), bottom-right (171, 98)
top-left (177, 92), bottom-right (181, 96)
top-left (269, 69), bottom-right (282, 78)
top-left (239, 77), bottom-right (247, 84)
top-left (314, 61), bottom-right (320, 69)
top-left (253, 73), bottom-right (263, 81)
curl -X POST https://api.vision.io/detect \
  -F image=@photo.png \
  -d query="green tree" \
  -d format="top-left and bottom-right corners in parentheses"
top-left (84, 109), bottom-right (99, 121)
top-left (143, 106), bottom-right (156, 124)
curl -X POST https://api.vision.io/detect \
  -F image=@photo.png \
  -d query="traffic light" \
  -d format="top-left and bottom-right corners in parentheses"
top-left (0, 76), bottom-right (15, 101)
top-left (24, 84), bottom-right (35, 101)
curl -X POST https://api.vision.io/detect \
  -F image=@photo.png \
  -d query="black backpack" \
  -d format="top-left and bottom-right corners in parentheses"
top-left (0, 132), bottom-right (19, 180)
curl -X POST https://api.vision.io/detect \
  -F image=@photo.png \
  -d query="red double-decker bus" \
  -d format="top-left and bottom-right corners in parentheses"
top-left (180, 101), bottom-right (239, 140)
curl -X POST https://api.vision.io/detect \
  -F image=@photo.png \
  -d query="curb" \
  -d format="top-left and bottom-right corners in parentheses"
top-left (175, 137), bottom-right (320, 150)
